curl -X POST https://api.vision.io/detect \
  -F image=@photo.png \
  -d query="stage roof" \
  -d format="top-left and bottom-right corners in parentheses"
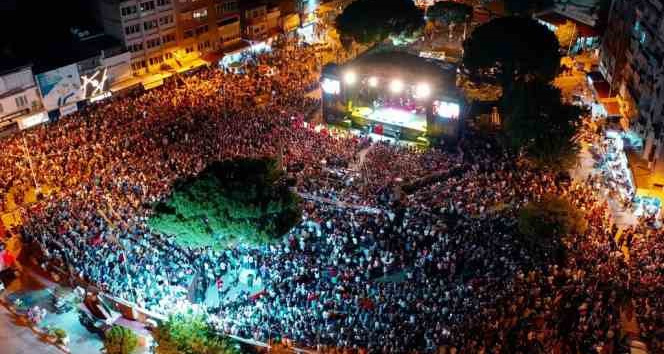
top-left (325, 51), bottom-right (459, 97)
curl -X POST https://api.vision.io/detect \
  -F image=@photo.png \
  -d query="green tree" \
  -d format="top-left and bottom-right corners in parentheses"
top-left (427, 1), bottom-right (472, 25)
top-left (154, 313), bottom-right (240, 354)
top-left (149, 158), bottom-right (302, 248)
top-left (104, 326), bottom-right (139, 354)
top-left (463, 16), bottom-right (561, 87)
top-left (501, 80), bottom-right (584, 170)
top-left (555, 20), bottom-right (578, 50)
top-left (335, 0), bottom-right (424, 46)
top-left (518, 194), bottom-right (587, 252)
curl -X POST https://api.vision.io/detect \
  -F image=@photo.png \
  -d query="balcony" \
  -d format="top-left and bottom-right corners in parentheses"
top-left (245, 15), bottom-right (267, 26)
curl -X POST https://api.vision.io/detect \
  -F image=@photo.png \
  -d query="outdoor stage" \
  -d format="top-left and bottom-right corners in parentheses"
top-left (351, 106), bottom-right (427, 138)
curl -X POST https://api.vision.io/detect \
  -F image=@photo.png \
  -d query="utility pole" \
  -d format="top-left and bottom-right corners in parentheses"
top-left (22, 136), bottom-right (40, 195)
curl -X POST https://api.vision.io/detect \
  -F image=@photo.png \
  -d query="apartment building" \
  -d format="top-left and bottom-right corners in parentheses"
top-left (96, 0), bottom-right (178, 74)
top-left (175, 0), bottom-right (242, 58)
top-left (600, 0), bottom-right (664, 182)
top-left (95, 0), bottom-right (243, 74)
top-left (0, 65), bottom-right (44, 134)
top-left (241, 1), bottom-right (281, 41)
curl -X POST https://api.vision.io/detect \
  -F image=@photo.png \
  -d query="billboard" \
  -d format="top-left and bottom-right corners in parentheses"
top-left (433, 100), bottom-right (460, 119)
top-left (35, 64), bottom-right (83, 111)
top-left (80, 67), bottom-right (110, 99)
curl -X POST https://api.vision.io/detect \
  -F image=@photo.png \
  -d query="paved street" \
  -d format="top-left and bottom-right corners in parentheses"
top-left (0, 305), bottom-right (62, 354)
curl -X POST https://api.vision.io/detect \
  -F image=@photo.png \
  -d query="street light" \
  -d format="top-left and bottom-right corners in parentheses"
top-left (368, 76), bottom-right (378, 87)
top-left (344, 71), bottom-right (357, 85)
top-left (390, 79), bottom-right (403, 93)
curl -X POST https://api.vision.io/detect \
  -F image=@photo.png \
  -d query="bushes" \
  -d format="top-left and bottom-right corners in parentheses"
top-left (104, 325), bottom-right (138, 354)
top-left (149, 157), bottom-right (302, 248)
top-left (518, 194), bottom-right (587, 257)
top-left (154, 312), bottom-right (240, 354)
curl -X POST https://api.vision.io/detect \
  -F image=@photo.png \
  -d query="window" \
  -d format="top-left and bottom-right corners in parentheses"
top-left (0, 103), bottom-right (3, 113)
top-left (146, 38), bottom-right (161, 48)
top-left (164, 52), bottom-right (173, 60)
top-left (156, 0), bottom-right (171, 6)
top-left (131, 60), bottom-right (147, 71)
top-left (144, 19), bottom-right (158, 31)
top-left (197, 40), bottom-right (210, 51)
top-left (140, 1), bottom-right (155, 12)
top-left (195, 25), bottom-right (208, 35)
top-left (185, 46), bottom-right (194, 53)
top-left (193, 8), bottom-right (208, 20)
top-left (125, 24), bottom-right (141, 35)
top-left (162, 33), bottom-right (176, 43)
top-left (128, 42), bottom-right (144, 52)
top-left (121, 5), bottom-right (137, 16)
top-left (159, 15), bottom-right (173, 26)
top-left (217, 16), bottom-right (238, 27)
top-left (184, 29), bottom-right (195, 38)
top-left (149, 55), bottom-right (164, 66)
top-left (224, 1), bottom-right (238, 12)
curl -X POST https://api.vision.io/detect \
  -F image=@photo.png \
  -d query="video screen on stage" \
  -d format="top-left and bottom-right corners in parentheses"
top-left (322, 78), bottom-right (340, 95)
top-left (433, 100), bottom-right (460, 119)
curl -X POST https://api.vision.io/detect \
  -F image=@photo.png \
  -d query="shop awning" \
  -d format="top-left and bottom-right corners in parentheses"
top-left (536, 11), bottom-right (600, 37)
top-left (603, 100), bottom-right (621, 117)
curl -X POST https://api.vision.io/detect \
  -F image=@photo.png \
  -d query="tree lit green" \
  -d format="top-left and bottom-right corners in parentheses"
top-left (154, 312), bottom-right (241, 354)
top-left (149, 158), bottom-right (301, 248)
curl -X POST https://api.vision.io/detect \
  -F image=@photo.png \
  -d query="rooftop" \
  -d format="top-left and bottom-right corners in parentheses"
top-left (536, 10), bottom-right (600, 37)
top-left (328, 50), bottom-right (458, 96)
top-left (32, 34), bottom-right (124, 74)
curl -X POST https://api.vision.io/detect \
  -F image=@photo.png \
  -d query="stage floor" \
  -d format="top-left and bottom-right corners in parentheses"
top-left (352, 107), bottom-right (427, 132)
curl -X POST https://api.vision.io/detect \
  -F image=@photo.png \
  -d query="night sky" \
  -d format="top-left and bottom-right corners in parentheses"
top-left (0, 0), bottom-right (96, 63)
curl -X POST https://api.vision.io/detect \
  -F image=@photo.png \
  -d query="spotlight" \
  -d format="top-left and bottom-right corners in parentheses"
top-left (415, 83), bottom-right (431, 99)
top-left (368, 76), bottom-right (378, 87)
top-left (344, 71), bottom-right (356, 85)
top-left (390, 79), bottom-right (403, 93)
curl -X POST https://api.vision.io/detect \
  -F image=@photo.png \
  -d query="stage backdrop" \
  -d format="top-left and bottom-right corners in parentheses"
top-left (35, 64), bottom-right (84, 111)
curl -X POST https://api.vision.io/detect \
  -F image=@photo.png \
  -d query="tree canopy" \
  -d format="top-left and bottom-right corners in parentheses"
top-left (463, 16), bottom-right (561, 86)
top-left (104, 326), bottom-right (139, 354)
top-left (501, 80), bottom-right (584, 170)
top-left (335, 0), bottom-right (424, 45)
top-left (154, 312), bottom-right (241, 354)
top-left (149, 158), bottom-right (301, 248)
top-left (518, 194), bottom-right (587, 252)
top-left (555, 20), bottom-right (578, 50)
top-left (427, 1), bottom-right (473, 25)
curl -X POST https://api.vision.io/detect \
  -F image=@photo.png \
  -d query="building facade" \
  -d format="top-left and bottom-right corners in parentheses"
top-left (96, 0), bottom-right (178, 74)
top-left (0, 65), bottom-right (44, 134)
top-left (240, 1), bottom-right (282, 41)
top-left (95, 0), bottom-right (244, 75)
top-left (600, 0), bottom-right (664, 182)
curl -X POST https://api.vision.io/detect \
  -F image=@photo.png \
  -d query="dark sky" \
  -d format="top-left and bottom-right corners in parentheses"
top-left (0, 0), bottom-right (97, 61)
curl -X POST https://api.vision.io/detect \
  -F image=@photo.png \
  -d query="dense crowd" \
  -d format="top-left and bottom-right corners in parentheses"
top-left (0, 37), bottom-right (661, 353)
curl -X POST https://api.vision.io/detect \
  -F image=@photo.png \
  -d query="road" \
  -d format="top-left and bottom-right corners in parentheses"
top-left (0, 305), bottom-right (62, 354)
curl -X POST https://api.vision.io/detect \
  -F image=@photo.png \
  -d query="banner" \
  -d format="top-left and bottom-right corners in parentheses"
top-left (35, 64), bottom-right (84, 111)
top-left (80, 67), bottom-right (110, 99)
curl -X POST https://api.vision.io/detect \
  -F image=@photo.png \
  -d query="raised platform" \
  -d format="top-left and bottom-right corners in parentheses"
top-left (351, 106), bottom-right (427, 136)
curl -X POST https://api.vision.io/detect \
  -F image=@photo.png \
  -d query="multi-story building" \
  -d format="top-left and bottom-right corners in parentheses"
top-left (600, 0), bottom-right (664, 184)
top-left (214, 0), bottom-right (242, 49)
top-left (95, 0), bottom-right (243, 75)
top-left (174, 0), bottom-right (241, 58)
top-left (0, 64), bottom-right (44, 134)
top-left (240, 1), bottom-right (281, 41)
top-left (96, 0), bottom-right (178, 74)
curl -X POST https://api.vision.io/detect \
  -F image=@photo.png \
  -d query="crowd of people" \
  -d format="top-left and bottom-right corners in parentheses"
top-left (0, 36), bottom-right (660, 353)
